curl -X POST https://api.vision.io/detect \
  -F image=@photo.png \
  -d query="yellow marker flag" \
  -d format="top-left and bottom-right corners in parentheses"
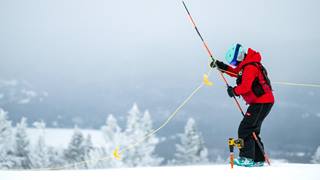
top-left (113, 147), bottom-right (121, 160)
top-left (203, 74), bottom-right (213, 86)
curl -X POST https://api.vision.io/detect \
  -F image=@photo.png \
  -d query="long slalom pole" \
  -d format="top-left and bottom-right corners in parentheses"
top-left (252, 131), bottom-right (271, 165)
top-left (181, 1), bottom-right (271, 166)
top-left (181, 1), bottom-right (245, 116)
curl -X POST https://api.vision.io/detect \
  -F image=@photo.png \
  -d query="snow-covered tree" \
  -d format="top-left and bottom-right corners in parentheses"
top-left (86, 147), bottom-right (111, 169)
top-left (93, 114), bottom-right (124, 168)
top-left (0, 109), bottom-right (12, 149)
top-left (173, 118), bottom-right (209, 165)
top-left (82, 134), bottom-right (96, 168)
top-left (311, 146), bottom-right (320, 164)
top-left (47, 147), bottom-right (65, 169)
top-left (122, 104), bottom-right (163, 167)
top-left (125, 103), bottom-right (143, 135)
top-left (102, 114), bottom-right (122, 147)
top-left (30, 120), bottom-right (50, 168)
top-left (133, 110), bottom-right (163, 166)
top-left (84, 134), bottom-right (94, 156)
top-left (64, 127), bottom-right (87, 169)
top-left (0, 108), bottom-right (14, 169)
top-left (12, 117), bottom-right (32, 169)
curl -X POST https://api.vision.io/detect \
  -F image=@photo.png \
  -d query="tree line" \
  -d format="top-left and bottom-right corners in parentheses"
top-left (0, 103), bottom-right (210, 170)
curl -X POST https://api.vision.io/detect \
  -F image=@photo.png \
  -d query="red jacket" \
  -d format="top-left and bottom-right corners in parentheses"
top-left (225, 48), bottom-right (274, 104)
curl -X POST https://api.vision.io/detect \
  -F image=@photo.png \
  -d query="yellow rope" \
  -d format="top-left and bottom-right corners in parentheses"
top-left (218, 67), bottom-right (320, 89)
top-left (273, 81), bottom-right (320, 88)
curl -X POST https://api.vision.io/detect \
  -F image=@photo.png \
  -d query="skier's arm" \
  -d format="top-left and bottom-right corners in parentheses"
top-left (233, 65), bottom-right (258, 95)
top-left (211, 60), bottom-right (239, 77)
top-left (224, 66), bottom-right (239, 78)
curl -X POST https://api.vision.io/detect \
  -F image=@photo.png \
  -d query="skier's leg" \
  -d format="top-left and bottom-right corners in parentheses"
top-left (254, 135), bottom-right (265, 162)
top-left (238, 104), bottom-right (262, 159)
top-left (253, 103), bottom-right (273, 162)
top-left (238, 122), bottom-right (255, 159)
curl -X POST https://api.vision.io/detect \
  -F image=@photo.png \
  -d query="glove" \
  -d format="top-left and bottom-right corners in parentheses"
top-left (227, 86), bottom-right (237, 98)
top-left (210, 60), bottom-right (228, 71)
top-left (210, 60), bottom-right (217, 68)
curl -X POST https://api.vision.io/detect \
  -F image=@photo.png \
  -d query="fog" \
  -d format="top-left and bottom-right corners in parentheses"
top-left (0, 0), bottom-right (320, 162)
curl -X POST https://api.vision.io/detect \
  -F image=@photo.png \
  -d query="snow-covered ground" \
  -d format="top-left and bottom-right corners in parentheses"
top-left (1, 163), bottom-right (320, 180)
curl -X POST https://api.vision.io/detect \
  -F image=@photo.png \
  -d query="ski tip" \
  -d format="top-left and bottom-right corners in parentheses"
top-left (203, 74), bottom-right (213, 86)
top-left (113, 147), bottom-right (121, 160)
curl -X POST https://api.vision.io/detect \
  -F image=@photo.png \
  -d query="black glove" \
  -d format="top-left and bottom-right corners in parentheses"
top-left (210, 60), bottom-right (228, 71)
top-left (210, 60), bottom-right (217, 68)
top-left (227, 86), bottom-right (237, 98)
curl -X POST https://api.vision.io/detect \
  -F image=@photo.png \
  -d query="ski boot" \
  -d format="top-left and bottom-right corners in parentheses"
top-left (234, 157), bottom-right (255, 167)
top-left (254, 161), bottom-right (265, 167)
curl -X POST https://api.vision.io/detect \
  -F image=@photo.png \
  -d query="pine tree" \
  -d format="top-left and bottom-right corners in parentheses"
top-left (47, 147), bottom-right (65, 169)
top-left (122, 103), bottom-right (142, 167)
top-left (30, 120), bottom-right (50, 168)
top-left (12, 117), bottom-right (32, 169)
top-left (102, 114), bottom-right (122, 147)
top-left (311, 146), bottom-right (320, 164)
top-left (173, 118), bottom-right (209, 165)
top-left (82, 134), bottom-right (96, 168)
top-left (135, 110), bottom-right (163, 166)
top-left (85, 147), bottom-right (107, 169)
top-left (84, 134), bottom-right (94, 156)
top-left (125, 103), bottom-right (142, 135)
top-left (0, 108), bottom-right (14, 169)
top-left (64, 127), bottom-right (87, 169)
top-left (95, 114), bottom-right (124, 168)
top-left (123, 104), bottom-right (163, 167)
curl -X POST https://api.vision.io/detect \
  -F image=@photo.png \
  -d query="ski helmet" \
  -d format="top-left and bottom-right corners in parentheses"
top-left (225, 43), bottom-right (246, 66)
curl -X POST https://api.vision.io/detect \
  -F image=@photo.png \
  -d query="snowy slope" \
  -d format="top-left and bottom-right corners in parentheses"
top-left (1, 164), bottom-right (320, 180)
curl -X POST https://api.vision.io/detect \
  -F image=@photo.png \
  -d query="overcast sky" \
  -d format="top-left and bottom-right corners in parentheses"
top-left (1, 0), bottom-right (320, 84)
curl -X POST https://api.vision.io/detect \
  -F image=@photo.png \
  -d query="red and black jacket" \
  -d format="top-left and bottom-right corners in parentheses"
top-left (225, 48), bottom-right (275, 104)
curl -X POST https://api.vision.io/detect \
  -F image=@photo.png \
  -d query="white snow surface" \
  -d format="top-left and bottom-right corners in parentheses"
top-left (1, 164), bottom-right (320, 180)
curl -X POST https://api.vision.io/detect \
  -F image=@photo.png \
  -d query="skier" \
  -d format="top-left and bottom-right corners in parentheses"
top-left (210, 43), bottom-right (274, 167)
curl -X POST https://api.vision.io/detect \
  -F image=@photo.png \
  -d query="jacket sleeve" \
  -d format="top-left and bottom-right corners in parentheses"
top-left (233, 65), bottom-right (258, 95)
top-left (224, 66), bottom-right (240, 78)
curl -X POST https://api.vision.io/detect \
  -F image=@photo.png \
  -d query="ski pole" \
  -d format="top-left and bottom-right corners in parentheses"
top-left (252, 132), bottom-right (271, 165)
top-left (182, 1), bottom-right (215, 62)
top-left (181, 1), bottom-right (245, 117)
top-left (182, 1), bottom-right (270, 165)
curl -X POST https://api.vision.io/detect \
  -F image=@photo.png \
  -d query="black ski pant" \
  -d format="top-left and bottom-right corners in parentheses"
top-left (238, 103), bottom-right (273, 162)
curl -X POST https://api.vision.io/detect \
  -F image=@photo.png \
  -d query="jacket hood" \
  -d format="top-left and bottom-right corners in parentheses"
top-left (237, 48), bottom-right (261, 69)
